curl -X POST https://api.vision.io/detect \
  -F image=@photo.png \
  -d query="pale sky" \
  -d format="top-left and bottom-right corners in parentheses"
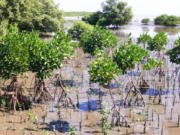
top-left (54, 0), bottom-right (180, 16)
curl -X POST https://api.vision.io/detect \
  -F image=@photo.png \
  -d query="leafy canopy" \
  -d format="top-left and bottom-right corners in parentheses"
top-left (0, 0), bottom-right (64, 33)
top-left (0, 26), bottom-right (30, 79)
top-left (137, 32), bottom-right (152, 48)
top-left (141, 18), bottom-right (150, 24)
top-left (80, 26), bottom-right (119, 56)
top-left (142, 58), bottom-right (163, 70)
top-left (0, 25), bottom-right (74, 81)
top-left (89, 53), bottom-right (121, 85)
top-left (154, 14), bottom-right (180, 26)
top-left (113, 40), bottom-right (149, 73)
top-left (166, 37), bottom-right (180, 64)
top-left (147, 32), bottom-right (168, 51)
top-left (82, 0), bottom-right (133, 27)
top-left (29, 31), bottom-right (74, 80)
top-left (68, 21), bottom-right (94, 40)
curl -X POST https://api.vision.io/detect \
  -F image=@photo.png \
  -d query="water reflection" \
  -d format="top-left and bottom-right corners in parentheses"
top-left (154, 26), bottom-right (180, 36)
top-left (141, 26), bottom-right (150, 32)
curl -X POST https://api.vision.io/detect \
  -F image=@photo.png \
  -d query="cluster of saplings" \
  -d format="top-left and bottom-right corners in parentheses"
top-left (68, 20), bottom-right (179, 134)
top-left (69, 20), bottom-right (179, 82)
top-left (141, 14), bottom-right (180, 26)
top-left (0, 26), bottom-right (74, 110)
top-left (0, 18), bottom-right (179, 135)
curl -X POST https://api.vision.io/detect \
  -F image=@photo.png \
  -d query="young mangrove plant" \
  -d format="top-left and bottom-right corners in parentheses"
top-left (68, 21), bottom-right (94, 40)
top-left (114, 37), bottom-right (162, 106)
top-left (68, 126), bottom-right (77, 135)
top-left (147, 32), bottom-right (168, 103)
top-left (29, 30), bottom-right (74, 103)
top-left (89, 53), bottom-right (130, 128)
top-left (166, 37), bottom-right (180, 65)
top-left (137, 32), bottom-right (152, 49)
top-left (0, 26), bottom-right (31, 110)
top-left (100, 108), bottom-right (111, 135)
top-left (147, 32), bottom-right (168, 52)
top-left (80, 26), bottom-right (119, 56)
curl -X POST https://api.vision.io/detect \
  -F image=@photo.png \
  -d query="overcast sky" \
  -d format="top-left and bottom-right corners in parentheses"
top-left (55, 0), bottom-right (180, 16)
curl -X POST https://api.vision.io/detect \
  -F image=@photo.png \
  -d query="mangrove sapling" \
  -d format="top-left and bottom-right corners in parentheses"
top-left (147, 32), bottom-right (168, 104)
top-left (68, 21), bottom-right (94, 40)
top-left (100, 108), bottom-right (111, 135)
top-left (29, 30), bottom-right (75, 103)
top-left (115, 37), bottom-right (162, 105)
top-left (80, 26), bottom-right (119, 56)
top-left (34, 116), bottom-right (39, 129)
top-left (57, 75), bottom-right (75, 108)
top-left (68, 126), bottom-right (77, 135)
top-left (0, 26), bottom-right (30, 110)
top-left (27, 111), bottom-right (35, 130)
top-left (137, 32), bottom-right (152, 49)
top-left (167, 37), bottom-right (180, 94)
top-left (1, 98), bottom-right (6, 116)
top-left (43, 129), bottom-right (49, 135)
top-left (113, 39), bottom-right (151, 106)
top-left (21, 128), bottom-right (26, 135)
top-left (89, 53), bottom-right (130, 128)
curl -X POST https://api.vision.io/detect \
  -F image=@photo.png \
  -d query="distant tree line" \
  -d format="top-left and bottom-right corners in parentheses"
top-left (64, 12), bottom-right (94, 17)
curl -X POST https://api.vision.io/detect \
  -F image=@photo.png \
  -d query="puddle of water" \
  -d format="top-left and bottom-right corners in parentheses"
top-left (143, 88), bottom-right (168, 96)
top-left (45, 120), bottom-right (70, 133)
top-left (78, 100), bottom-right (99, 111)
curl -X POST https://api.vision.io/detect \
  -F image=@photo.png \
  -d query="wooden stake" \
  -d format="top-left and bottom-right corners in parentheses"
top-left (177, 115), bottom-right (180, 127)
top-left (144, 121), bottom-right (146, 133)
top-left (171, 108), bottom-right (173, 120)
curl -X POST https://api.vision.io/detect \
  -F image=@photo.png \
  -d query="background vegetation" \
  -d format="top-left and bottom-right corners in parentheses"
top-left (82, 0), bottom-right (133, 28)
top-left (141, 18), bottom-right (150, 24)
top-left (154, 14), bottom-right (180, 26)
top-left (0, 0), bottom-right (64, 35)
top-left (64, 11), bottom-right (94, 17)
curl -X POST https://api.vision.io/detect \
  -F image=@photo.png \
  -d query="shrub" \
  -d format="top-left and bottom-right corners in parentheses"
top-left (154, 14), bottom-right (180, 26)
top-left (0, 26), bottom-right (30, 79)
top-left (89, 53), bottom-right (121, 85)
top-left (80, 26), bottom-right (119, 56)
top-left (141, 18), bottom-right (150, 24)
top-left (68, 21), bottom-right (93, 40)
top-left (154, 14), bottom-right (168, 25)
top-left (137, 32), bottom-right (152, 48)
top-left (29, 30), bottom-right (74, 80)
top-left (164, 15), bottom-right (180, 26)
top-left (113, 40), bottom-right (149, 73)
top-left (147, 32), bottom-right (168, 51)
top-left (166, 37), bottom-right (180, 64)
